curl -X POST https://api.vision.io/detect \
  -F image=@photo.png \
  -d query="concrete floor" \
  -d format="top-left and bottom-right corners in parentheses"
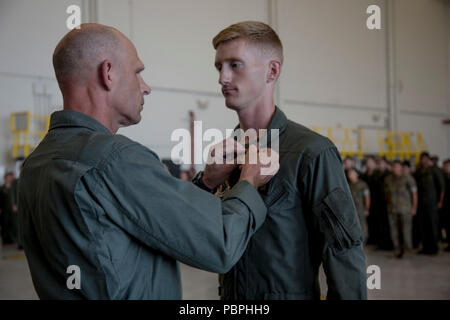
top-left (1, 244), bottom-right (449, 300)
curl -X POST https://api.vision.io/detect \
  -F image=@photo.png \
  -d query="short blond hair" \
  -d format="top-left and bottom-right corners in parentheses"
top-left (212, 21), bottom-right (283, 64)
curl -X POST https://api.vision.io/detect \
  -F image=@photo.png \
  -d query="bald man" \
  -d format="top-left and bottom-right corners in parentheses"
top-left (17, 24), bottom-right (277, 299)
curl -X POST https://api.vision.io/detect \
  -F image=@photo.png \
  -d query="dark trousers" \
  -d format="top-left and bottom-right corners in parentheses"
top-left (412, 214), bottom-right (421, 249)
top-left (438, 207), bottom-right (449, 242)
top-left (443, 206), bottom-right (450, 244)
top-left (418, 204), bottom-right (439, 254)
top-left (366, 209), bottom-right (377, 245)
top-left (376, 204), bottom-right (394, 250)
top-left (1, 210), bottom-right (17, 244)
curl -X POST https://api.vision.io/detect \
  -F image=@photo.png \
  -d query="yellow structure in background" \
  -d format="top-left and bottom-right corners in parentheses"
top-left (311, 126), bottom-right (427, 162)
top-left (376, 130), bottom-right (428, 162)
top-left (312, 127), bottom-right (365, 159)
top-left (9, 111), bottom-right (428, 162)
top-left (10, 111), bottom-right (50, 159)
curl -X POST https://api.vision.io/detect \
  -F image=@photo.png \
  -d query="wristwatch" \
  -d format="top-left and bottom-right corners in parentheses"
top-left (192, 171), bottom-right (216, 193)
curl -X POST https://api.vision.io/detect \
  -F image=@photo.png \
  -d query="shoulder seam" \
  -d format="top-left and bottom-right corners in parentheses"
top-left (95, 139), bottom-right (145, 172)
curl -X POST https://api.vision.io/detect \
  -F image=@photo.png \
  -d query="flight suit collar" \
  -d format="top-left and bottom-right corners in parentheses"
top-left (267, 106), bottom-right (288, 134)
top-left (49, 109), bottom-right (112, 135)
top-left (234, 106), bottom-right (288, 134)
top-left (233, 106), bottom-right (288, 150)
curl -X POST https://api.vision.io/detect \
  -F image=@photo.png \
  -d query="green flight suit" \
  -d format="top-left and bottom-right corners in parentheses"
top-left (217, 107), bottom-right (367, 300)
top-left (18, 110), bottom-right (267, 300)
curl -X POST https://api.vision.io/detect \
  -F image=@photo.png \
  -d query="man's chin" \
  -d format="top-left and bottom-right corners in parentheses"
top-left (129, 113), bottom-right (142, 126)
top-left (225, 100), bottom-right (243, 111)
top-left (134, 114), bottom-right (142, 124)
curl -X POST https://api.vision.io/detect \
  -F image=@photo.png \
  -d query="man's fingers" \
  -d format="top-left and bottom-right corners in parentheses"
top-left (209, 138), bottom-right (245, 160)
top-left (222, 138), bottom-right (245, 160)
top-left (232, 140), bottom-right (246, 154)
top-left (208, 141), bottom-right (279, 174)
top-left (259, 148), bottom-right (279, 165)
top-left (246, 144), bottom-right (258, 164)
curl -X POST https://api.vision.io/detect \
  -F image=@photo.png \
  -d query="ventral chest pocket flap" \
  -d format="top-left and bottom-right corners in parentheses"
top-left (258, 179), bottom-right (289, 208)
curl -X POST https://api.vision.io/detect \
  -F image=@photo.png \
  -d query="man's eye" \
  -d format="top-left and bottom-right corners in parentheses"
top-left (231, 62), bottom-right (240, 68)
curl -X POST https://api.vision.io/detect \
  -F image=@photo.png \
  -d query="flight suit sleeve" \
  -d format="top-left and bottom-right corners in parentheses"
top-left (86, 142), bottom-right (267, 274)
top-left (301, 145), bottom-right (367, 300)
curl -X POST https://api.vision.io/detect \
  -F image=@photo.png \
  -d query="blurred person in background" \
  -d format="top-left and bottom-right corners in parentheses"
top-left (404, 160), bottom-right (421, 249)
top-left (0, 172), bottom-right (17, 245)
top-left (360, 156), bottom-right (378, 245)
top-left (442, 159), bottom-right (450, 251)
top-left (361, 156), bottom-right (379, 246)
top-left (431, 155), bottom-right (447, 242)
top-left (402, 160), bottom-right (413, 176)
top-left (384, 160), bottom-right (418, 258)
top-left (343, 156), bottom-right (355, 171)
top-left (378, 157), bottom-right (391, 173)
top-left (347, 168), bottom-right (370, 243)
top-left (374, 157), bottom-right (393, 250)
top-left (414, 152), bottom-right (445, 255)
top-left (179, 171), bottom-right (190, 181)
top-left (430, 155), bottom-right (440, 170)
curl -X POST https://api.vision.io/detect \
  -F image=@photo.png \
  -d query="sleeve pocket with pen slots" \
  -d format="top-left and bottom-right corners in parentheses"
top-left (313, 188), bottom-right (363, 252)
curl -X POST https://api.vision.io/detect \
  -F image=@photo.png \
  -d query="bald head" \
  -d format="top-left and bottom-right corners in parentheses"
top-left (52, 23), bottom-right (150, 133)
top-left (53, 23), bottom-right (126, 88)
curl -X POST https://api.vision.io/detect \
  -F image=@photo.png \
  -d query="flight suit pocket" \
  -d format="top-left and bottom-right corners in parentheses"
top-left (314, 188), bottom-right (363, 252)
top-left (260, 183), bottom-right (287, 208)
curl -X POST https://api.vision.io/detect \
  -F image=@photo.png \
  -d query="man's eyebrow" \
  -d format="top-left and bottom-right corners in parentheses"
top-left (215, 57), bottom-right (243, 66)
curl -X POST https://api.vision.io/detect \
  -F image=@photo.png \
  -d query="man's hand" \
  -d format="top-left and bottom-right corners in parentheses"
top-left (239, 145), bottom-right (280, 189)
top-left (364, 209), bottom-right (370, 217)
top-left (202, 138), bottom-right (246, 189)
top-left (411, 208), bottom-right (417, 216)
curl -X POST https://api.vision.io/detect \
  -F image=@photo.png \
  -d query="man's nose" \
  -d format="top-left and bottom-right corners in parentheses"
top-left (219, 68), bottom-right (231, 86)
top-left (141, 79), bottom-right (151, 95)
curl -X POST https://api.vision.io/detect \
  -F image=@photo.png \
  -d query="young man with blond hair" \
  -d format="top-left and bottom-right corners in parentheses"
top-left (210, 21), bottom-right (367, 300)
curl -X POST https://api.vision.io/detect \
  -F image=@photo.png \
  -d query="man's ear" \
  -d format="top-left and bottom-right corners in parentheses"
top-left (99, 59), bottom-right (114, 91)
top-left (266, 60), bottom-right (281, 83)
